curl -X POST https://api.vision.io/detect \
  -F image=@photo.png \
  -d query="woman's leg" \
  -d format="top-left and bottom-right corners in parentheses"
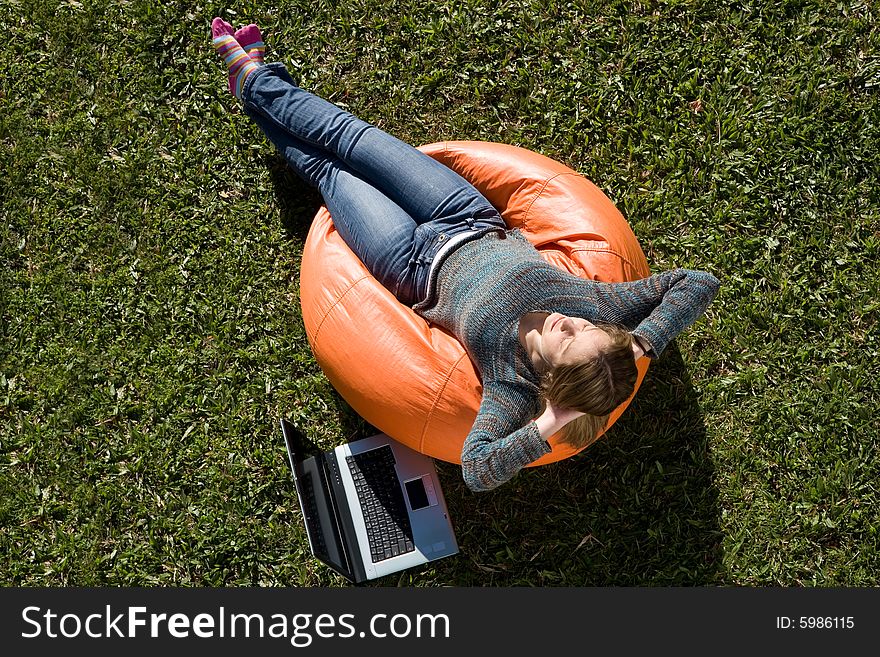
top-left (245, 106), bottom-right (425, 304)
top-left (240, 64), bottom-right (501, 231)
top-left (211, 26), bottom-right (500, 303)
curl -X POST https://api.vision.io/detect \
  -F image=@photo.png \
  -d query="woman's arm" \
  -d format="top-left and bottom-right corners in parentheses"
top-left (460, 381), bottom-right (552, 492)
top-left (593, 268), bottom-right (720, 358)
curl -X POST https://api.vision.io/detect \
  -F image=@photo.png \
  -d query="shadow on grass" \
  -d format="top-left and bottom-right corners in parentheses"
top-left (429, 343), bottom-right (723, 586)
top-left (263, 153), bottom-right (323, 244)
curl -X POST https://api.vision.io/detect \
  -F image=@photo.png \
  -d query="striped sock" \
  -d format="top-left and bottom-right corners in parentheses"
top-left (211, 18), bottom-right (260, 98)
top-left (234, 24), bottom-right (266, 64)
top-left (212, 33), bottom-right (260, 99)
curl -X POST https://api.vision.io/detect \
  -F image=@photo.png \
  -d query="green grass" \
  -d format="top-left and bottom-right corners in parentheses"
top-left (1, 0), bottom-right (878, 586)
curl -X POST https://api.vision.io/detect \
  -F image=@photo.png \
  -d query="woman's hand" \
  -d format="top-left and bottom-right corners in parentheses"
top-left (534, 401), bottom-right (585, 440)
top-left (631, 334), bottom-right (646, 360)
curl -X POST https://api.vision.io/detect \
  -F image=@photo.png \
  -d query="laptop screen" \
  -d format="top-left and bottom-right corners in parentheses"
top-left (280, 419), bottom-right (352, 580)
top-left (295, 468), bottom-right (332, 563)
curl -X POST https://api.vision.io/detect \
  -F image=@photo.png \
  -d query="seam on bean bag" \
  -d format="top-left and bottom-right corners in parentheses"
top-left (424, 141), bottom-right (449, 159)
top-left (419, 350), bottom-right (470, 454)
top-left (521, 172), bottom-right (581, 229)
top-left (311, 274), bottom-right (373, 351)
top-left (569, 246), bottom-right (639, 275)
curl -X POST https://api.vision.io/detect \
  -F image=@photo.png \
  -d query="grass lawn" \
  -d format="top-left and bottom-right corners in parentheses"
top-left (1, 0), bottom-right (878, 586)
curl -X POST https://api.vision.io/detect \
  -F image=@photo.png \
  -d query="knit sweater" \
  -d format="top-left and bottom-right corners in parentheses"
top-left (413, 229), bottom-right (720, 492)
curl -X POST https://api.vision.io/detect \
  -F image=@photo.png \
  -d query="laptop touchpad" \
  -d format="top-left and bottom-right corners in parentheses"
top-left (404, 475), bottom-right (438, 510)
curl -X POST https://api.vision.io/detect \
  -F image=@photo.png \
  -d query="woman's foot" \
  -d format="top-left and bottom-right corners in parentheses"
top-left (234, 24), bottom-right (266, 64)
top-left (211, 17), bottom-right (260, 99)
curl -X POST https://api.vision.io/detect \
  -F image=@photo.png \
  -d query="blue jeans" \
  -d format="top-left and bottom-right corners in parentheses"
top-left (241, 63), bottom-right (505, 306)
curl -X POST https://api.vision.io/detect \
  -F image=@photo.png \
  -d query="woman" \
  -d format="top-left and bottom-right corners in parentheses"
top-left (211, 19), bottom-right (721, 492)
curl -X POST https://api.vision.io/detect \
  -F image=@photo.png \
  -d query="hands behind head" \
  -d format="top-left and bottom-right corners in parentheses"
top-left (536, 335), bottom-right (643, 439)
top-left (535, 399), bottom-right (584, 439)
top-left (631, 334), bottom-right (646, 361)
top-left (545, 400), bottom-right (586, 425)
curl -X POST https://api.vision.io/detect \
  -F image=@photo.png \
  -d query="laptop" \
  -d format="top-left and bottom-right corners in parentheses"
top-left (280, 419), bottom-right (458, 583)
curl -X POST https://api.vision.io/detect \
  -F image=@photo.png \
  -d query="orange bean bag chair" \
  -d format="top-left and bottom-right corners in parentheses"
top-left (300, 141), bottom-right (651, 466)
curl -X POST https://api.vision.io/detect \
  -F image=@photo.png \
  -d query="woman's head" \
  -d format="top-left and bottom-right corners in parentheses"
top-left (538, 318), bottom-right (639, 449)
top-left (534, 313), bottom-right (614, 368)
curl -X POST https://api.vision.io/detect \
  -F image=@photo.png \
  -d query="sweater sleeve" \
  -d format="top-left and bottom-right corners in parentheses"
top-left (592, 268), bottom-right (721, 358)
top-left (460, 381), bottom-right (551, 492)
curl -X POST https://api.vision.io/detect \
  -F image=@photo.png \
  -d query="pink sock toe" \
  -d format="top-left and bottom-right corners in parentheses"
top-left (234, 23), bottom-right (264, 48)
top-left (211, 17), bottom-right (235, 39)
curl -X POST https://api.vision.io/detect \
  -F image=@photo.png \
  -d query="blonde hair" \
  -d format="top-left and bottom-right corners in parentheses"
top-left (539, 323), bottom-right (638, 449)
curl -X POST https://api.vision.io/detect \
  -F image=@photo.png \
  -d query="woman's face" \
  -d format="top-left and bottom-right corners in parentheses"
top-left (538, 312), bottom-right (613, 369)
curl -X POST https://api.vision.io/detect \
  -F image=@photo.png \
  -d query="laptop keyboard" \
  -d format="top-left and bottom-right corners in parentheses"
top-left (345, 446), bottom-right (416, 563)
